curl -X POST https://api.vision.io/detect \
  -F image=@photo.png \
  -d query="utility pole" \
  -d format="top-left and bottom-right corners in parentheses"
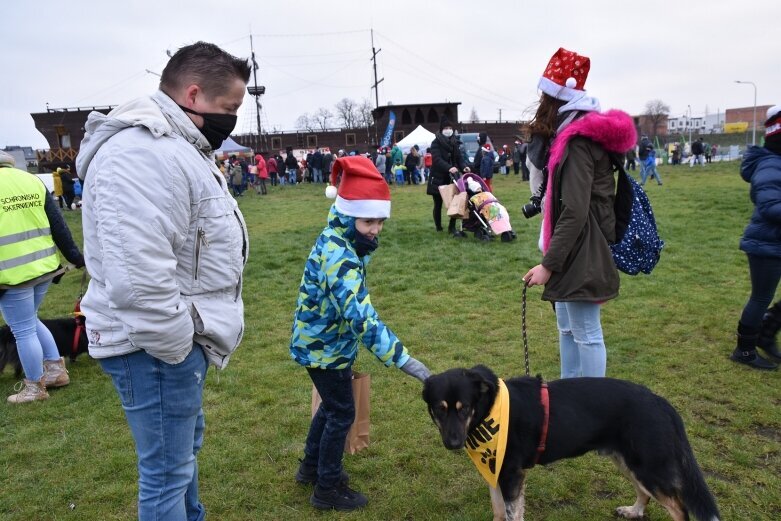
top-left (369, 29), bottom-right (384, 146)
top-left (370, 29), bottom-right (384, 110)
top-left (248, 33), bottom-right (267, 152)
top-left (498, 109), bottom-right (503, 123)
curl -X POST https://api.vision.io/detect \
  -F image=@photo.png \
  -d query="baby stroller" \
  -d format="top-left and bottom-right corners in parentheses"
top-left (455, 173), bottom-right (516, 242)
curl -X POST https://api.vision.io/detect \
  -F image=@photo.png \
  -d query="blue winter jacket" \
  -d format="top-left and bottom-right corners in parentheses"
top-left (740, 146), bottom-right (781, 258)
top-left (290, 205), bottom-right (410, 370)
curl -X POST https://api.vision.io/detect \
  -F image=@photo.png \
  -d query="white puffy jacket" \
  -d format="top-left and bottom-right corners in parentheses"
top-left (76, 90), bottom-right (248, 369)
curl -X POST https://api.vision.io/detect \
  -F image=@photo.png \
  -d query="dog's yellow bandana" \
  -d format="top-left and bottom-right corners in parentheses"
top-left (465, 378), bottom-right (509, 488)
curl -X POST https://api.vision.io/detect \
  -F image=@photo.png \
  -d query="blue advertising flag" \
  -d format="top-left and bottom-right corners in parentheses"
top-left (380, 110), bottom-right (396, 148)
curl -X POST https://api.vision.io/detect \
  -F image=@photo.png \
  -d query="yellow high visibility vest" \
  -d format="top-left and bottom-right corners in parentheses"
top-left (0, 167), bottom-right (60, 285)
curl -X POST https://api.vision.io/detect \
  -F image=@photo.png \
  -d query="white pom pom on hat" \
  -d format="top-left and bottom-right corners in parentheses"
top-left (325, 185), bottom-right (338, 198)
top-left (326, 156), bottom-right (391, 218)
top-left (565, 77), bottom-right (577, 88)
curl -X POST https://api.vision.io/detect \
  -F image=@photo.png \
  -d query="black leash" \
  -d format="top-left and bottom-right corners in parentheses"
top-left (522, 281), bottom-right (531, 376)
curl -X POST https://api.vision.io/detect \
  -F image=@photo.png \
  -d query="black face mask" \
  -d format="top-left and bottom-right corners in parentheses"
top-left (178, 105), bottom-right (237, 150)
top-left (354, 231), bottom-right (379, 257)
top-left (766, 134), bottom-right (781, 156)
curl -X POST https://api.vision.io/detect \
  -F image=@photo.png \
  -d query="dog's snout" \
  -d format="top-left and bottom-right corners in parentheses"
top-left (444, 437), bottom-right (465, 450)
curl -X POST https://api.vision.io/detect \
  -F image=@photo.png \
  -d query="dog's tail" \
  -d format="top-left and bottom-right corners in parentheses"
top-left (679, 445), bottom-right (720, 521)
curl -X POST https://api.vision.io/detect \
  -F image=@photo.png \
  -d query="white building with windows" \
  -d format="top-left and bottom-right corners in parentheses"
top-left (667, 115), bottom-right (705, 134)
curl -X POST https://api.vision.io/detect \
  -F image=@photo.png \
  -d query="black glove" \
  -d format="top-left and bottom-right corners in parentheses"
top-left (400, 357), bottom-right (431, 382)
top-left (73, 254), bottom-right (85, 269)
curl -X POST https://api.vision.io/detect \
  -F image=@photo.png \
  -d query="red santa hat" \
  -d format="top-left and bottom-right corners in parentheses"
top-left (482, 143), bottom-right (492, 152)
top-left (325, 156), bottom-right (391, 218)
top-left (765, 104), bottom-right (781, 138)
top-left (538, 47), bottom-right (591, 102)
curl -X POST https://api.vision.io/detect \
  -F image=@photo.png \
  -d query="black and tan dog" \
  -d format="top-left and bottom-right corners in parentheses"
top-left (422, 365), bottom-right (720, 521)
top-left (0, 317), bottom-right (88, 377)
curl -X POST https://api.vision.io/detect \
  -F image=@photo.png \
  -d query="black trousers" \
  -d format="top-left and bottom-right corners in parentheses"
top-left (432, 193), bottom-right (456, 232)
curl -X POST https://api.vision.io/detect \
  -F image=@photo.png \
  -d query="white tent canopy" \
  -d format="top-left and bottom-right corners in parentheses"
top-left (215, 137), bottom-right (252, 157)
top-left (396, 125), bottom-right (436, 154)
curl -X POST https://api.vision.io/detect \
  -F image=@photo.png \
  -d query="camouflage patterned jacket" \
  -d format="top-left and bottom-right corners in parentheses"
top-left (289, 205), bottom-right (410, 370)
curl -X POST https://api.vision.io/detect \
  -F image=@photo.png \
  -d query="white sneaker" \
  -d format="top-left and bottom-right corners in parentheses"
top-left (7, 378), bottom-right (49, 404)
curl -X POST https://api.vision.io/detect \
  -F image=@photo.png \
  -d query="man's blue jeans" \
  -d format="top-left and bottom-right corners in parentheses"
top-left (99, 346), bottom-right (208, 521)
top-left (303, 367), bottom-right (354, 489)
top-left (555, 302), bottom-right (606, 378)
top-left (0, 280), bottom-right (59, 381)
top-left (288, 168), bottom-right (298, 185)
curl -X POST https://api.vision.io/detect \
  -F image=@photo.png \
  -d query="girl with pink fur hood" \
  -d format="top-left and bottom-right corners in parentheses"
top-left (524, 48), bottom-right (636, 379)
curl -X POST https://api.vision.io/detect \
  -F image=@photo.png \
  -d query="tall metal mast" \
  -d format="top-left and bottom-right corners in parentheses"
top-left (248, 33), bottom-right (267, 151)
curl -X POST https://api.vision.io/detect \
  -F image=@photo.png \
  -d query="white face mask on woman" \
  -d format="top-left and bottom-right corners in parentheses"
top-left (442, 128), bottom-right (454, 138)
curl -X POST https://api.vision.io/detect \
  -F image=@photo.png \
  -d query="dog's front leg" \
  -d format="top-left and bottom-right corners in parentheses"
top-left (501, 471), bottom-right (526, 521)
top-left (489, 485), bottom-right (506, 521)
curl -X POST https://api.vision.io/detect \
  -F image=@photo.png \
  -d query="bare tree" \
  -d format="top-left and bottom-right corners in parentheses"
top-left (313, 107), bottom-right (334, 131)
top-left (469, 107), bottom-right (479, 123)
top-left (295, 113), bottom-right (316, 132)
top-left (335, 98), bottom-right (358, 129)
top-left (356, 98), bottom-right (374, 128)
top-left (643, 99), bottom-right (670, 139)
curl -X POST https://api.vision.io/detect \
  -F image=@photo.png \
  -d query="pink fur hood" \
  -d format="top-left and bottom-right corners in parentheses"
top-left (542, 110), bottom-right (637, 253)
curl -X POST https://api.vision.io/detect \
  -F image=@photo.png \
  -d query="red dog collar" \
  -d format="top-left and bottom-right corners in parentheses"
top-left (533, 381), bottom-right (550, 466)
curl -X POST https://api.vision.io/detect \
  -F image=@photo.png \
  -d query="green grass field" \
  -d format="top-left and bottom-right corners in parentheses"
top-left (1, 161), bottom-right (780, 520)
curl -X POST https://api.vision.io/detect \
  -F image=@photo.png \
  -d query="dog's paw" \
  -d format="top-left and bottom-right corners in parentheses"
top-left (615, 505), bottom-right (646, 519)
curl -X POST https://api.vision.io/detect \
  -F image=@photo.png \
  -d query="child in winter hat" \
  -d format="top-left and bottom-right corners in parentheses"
top-left (291, 154), bottom-right (431, 511)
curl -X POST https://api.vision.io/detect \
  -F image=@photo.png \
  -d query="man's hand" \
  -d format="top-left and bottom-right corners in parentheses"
top-left (448, 167), bottom-right (459, 174)
top-left (523, 264), bottom-right (552, 287)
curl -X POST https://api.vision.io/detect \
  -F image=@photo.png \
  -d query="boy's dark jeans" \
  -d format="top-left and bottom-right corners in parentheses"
top-left (304, 367), bottom-right (355, 489)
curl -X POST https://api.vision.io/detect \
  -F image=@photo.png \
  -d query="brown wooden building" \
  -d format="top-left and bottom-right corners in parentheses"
top-left (32, 101), bottom-right (530, 169)
top-left (31, 106), bottom-right (114, 172)
top-left (233, 101), bottom-right (530, 155)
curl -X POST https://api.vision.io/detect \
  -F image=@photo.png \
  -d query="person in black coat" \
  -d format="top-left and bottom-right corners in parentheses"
top-left (404, 147), bottom-right (418, 185)
top-left (59, 165), bottom-right (76, 210)
top-left (731, 105), bottom-right (781, 370)
top-left (428, 117), bottom-right (469, 237)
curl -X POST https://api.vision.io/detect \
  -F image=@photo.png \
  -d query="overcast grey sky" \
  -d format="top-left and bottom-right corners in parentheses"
top-left (2, 0), bottom-right (779, 149)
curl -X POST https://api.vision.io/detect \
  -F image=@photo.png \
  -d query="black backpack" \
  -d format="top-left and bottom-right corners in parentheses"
top-left (609, 155), bottom-right (664, 275)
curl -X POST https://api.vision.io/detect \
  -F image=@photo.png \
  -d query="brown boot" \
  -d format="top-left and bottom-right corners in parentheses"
top-left (7, 378), bottom-right (49, 404)
top-left (43, 357), bottom-right (70, 388)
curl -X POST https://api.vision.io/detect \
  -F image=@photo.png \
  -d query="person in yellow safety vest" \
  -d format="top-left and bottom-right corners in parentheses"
top-left (0, 151), bottom-right (85, 404)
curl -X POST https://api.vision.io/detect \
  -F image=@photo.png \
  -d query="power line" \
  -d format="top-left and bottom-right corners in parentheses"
top-left (374, 30), bottom-right (522, 109)
top-left (250, 29), bottom-right (369, 38)
top-left (381, 50), bottom-right (524, 112)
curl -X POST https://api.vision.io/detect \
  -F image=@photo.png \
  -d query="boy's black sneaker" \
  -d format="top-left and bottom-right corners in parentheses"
top-left (310, 483), bottom-right (368, 511)
top-left (729, 349), bottom-right (778, 370)
top-left (295, 460), bottom-right (349, 485)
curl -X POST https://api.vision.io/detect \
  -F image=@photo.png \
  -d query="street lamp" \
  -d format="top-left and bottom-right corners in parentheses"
top-left (735, 80), bottom-right (757, 146)
top-left (687, 105), bottom-right (692, 146)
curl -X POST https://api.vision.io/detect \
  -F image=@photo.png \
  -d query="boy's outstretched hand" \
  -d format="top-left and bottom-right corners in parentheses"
top-left (401, 357), bottom-right (431, 382)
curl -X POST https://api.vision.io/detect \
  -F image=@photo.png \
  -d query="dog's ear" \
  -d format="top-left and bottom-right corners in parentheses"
top-left (467, 365), bottom-right (498, 398)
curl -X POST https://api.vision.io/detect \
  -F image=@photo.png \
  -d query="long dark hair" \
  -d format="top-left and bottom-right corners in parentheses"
top-left (528, 94), bottom-right (566, 139)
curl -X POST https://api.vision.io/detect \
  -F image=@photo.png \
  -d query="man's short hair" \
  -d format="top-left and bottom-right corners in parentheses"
top-left (160, 42), bottom-right (251, 99)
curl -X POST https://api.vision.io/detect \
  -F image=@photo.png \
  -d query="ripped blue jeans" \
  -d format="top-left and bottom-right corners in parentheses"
top-left (99, 344), bottom-right (208, 521)
top-left (555, 301), bottom-right (607, 378)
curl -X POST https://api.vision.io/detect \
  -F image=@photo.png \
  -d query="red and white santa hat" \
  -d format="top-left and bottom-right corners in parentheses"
top-left (482, 143), bottom-right (492, 152)
top-left (765, 104), bottom-right (781, 138)
top-left (538, 47), bottom-right (591, 102)
top-left (325, 156), bottom-right (391, 218)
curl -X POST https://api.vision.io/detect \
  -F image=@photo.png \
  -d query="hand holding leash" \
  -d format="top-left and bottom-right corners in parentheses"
top-left (523, 264), bottom-right (551, 287)
top-left (401, 357), bottom-right (431, 382)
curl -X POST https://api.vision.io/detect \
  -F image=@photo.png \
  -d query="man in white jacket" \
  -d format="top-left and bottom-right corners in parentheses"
top-left (76, 42), bottom-right (251, 521)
